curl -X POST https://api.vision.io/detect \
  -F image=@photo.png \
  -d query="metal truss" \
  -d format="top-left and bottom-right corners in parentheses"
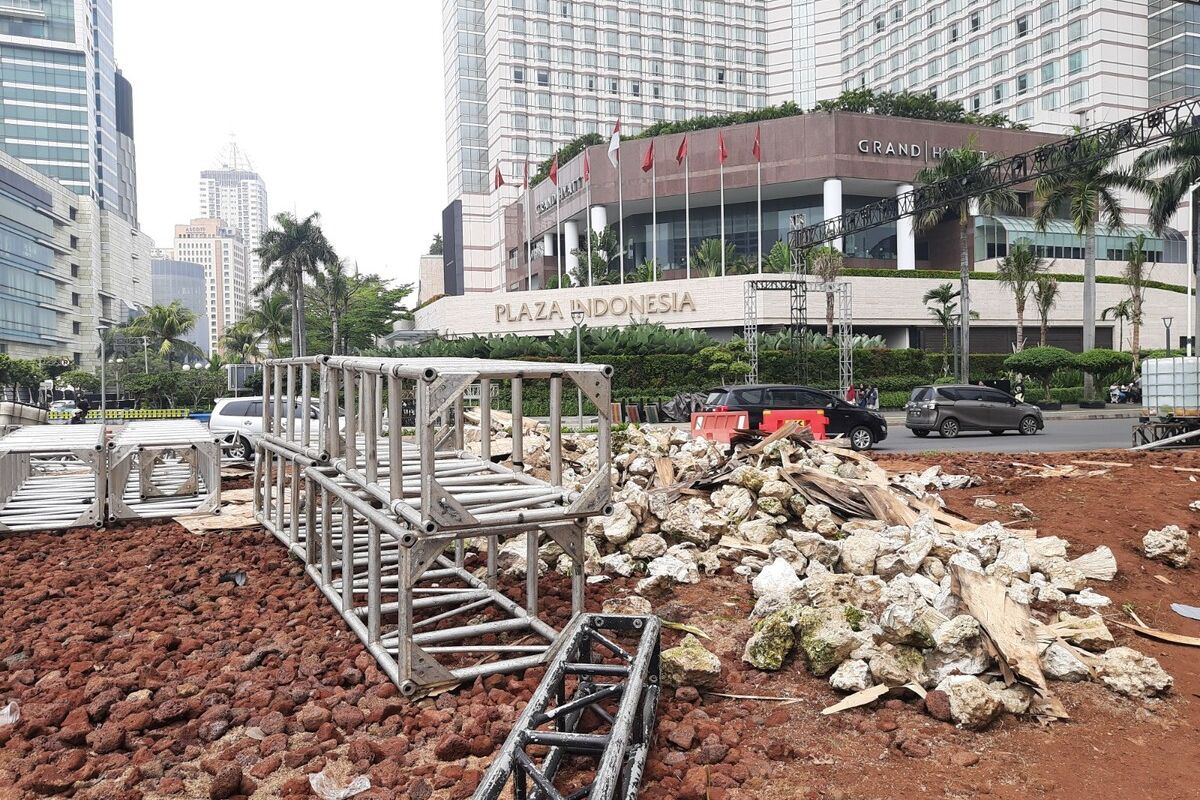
top-left (789, 97), bottom-right (1200, 250)
top-left (743, 278), bottom-right (853, 391)
top-left (106, 420), bottom-right (221, 522)
top-left (474, 614), bottom-right (661, 800)
top-left (0, 425), bottom-right (106, 533)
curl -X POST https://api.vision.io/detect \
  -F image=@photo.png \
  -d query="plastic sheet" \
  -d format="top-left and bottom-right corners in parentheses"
top-left (308, 771), bottom-right (370, 800)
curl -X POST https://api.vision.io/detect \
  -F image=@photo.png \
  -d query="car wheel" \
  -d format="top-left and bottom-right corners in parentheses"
top-left (939, 418), bottom-right (960, 438)
top-left (231, 435), bottom-right (253, 462)
top-left (849, 426), bottom-right (875, 451)
top-left (1018, 415), bottom-right (1039, 435)
top-left (912, 429), bottom-right (930, 438)
top-left (989, 429), bottom-right (1005, 436)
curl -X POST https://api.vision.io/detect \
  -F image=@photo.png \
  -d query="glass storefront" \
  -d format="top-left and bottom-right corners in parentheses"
top-left (976, 215), bottom-right (1186, 263)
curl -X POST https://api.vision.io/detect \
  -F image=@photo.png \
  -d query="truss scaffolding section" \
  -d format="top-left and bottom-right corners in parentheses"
top-left (0, 425), bottom-right (105, 533)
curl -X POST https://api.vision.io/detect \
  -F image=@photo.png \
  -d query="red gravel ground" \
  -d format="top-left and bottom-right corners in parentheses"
top-left (0, 449), bottom-right (1198, 800)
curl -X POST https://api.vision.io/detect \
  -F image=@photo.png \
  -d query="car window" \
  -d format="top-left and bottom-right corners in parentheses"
top-left (978, 388), bottom-right (1013, 404)
top-left (937, 387), bottom-right (961, 401)
top-left (246, 401), bottom-right (263, 417)
top-left (798, 389), bottom-right (835, 408)
top-left (704, 391), bottom-right (728, 405)
top-left (767, 388), bottom-right (803, 407)
top-left (221, 400), bottom-right (251, 416)
top-left (736, 388), bottom-right (764, 404)
top-left (910, 387), bottom-right (933, 403)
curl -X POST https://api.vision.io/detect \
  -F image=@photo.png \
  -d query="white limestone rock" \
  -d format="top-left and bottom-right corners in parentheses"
top-left (935, 675), bottom-right (1003, 729)
top-left (788, 530), bottom-right (841, 566)
top-left (829, 658), bottom-right (873, 693)
top-left (711, 484), bottom-right (754, 522)
top-left (661, 496), bottom-right (727, 548)
top-left (752, 557), bottom-right (802, 600)
top-left (600, 552), bottom-right (636, 577)
top-left (1095, 646), bottom-right (1173, 698)
top-left (1041, 642), bottom-right (1090, 682)
top-left (625, 533), bottom-right (668, 560)
top-left (647, 554), bottom-right (700, 584)
top-left (600, 502), bottom-right (638, 545)
top-left (839, 531), bottom-right (882, 576)
top-left (925, 615), bottom-right (990, 684)
top-left (602, 595), bottom-right (653, 615)
top-left (738, 517), bottom-right (783, 546)
top-left (1143, 525), bottom-right (1191, 568)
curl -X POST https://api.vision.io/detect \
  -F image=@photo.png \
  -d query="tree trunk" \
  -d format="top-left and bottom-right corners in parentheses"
top-left (290, 269), bottom-right (302, 358)
top-left (1040, 313), bottom-right (1048, 347)
top-left (825, 291), bottom-right (834, 338)
top-left (959, 220), bottom-right (971, 382)
top-left (295, 269), bottom-right (307, 357)
top-left (1131, 315), bottom-right (1141, 369)
top-left (331, 310), bottom-right (340, 356)
top-left (1015, 296), bottom-right (1025, 351)
top-left (1082, 218), bottom-right (1097, 401)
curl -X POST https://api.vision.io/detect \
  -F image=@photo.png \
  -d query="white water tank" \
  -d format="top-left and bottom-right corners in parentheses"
top-left (1142, 357), bottom-right (1200, 417)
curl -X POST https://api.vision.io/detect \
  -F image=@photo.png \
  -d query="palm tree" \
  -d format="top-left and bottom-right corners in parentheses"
top-left (127, 302), bottom-right (204, 368)
top-left (1032, 275), bottom-right (1060, 347)
top-left (1135, 126), bottom-right (1200, 234)
top-left (311, 260), bottom-right (353, 355)
top-left (570, 226), bottom-right (619, 286)
top-left (914, 141), bottom-right (1020, 379)
top-left (923, 282), bottom-right (974, 376)
top-left (255, 212), bottom-right (337, 357)
top-left (1102, 298), bottom-right (1133, 354)
top-left (691, 238), bottom-right (742, 277)
top-left (808, 245), bottom-right (845, 337)
top-left (1121, 234), bottom-right (1153, 368)
top-left (1033, 129), bottom-right (1151, 400)
top-left (764, 240), bottom-right (792, 273)
top-left (220, 323), bottom-right (260, 364)
top-left (996, 243), bottom-right (1049, 351)
top-left (248, 293), bottom-right (292, 358)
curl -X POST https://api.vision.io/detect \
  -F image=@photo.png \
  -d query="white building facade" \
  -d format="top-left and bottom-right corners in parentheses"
top-left (442, 0), bottom-right (773, 294)
top-left (198, 164), bottom-right (268, 291)
top-left (172, 218), bottom-right (248, 357)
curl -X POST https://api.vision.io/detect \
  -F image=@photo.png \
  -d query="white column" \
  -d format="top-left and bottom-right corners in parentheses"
top-left (590, 205), bottom-right (608, 232)
top-left (823, 178), bottom-right (843, 252)
top-left (564, 219), bottom-right (580, 277)
top-left (896, 183), bottom-right (916, 270)
top-left (543, 232), bottom-right (555, 258)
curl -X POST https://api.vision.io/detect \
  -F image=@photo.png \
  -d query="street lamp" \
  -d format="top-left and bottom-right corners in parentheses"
top-left (96, 325), bottom-right (108, 427)
top-left (571, 309), bottom-right (585, 430)
top-left (1164, 316), bottom-right (1175, 357)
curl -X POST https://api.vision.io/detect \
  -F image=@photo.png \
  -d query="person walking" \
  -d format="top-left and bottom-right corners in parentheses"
top-left (845, 384), bottom-right (857, 404)
top-left (868, 385), bottom-right (880, 411)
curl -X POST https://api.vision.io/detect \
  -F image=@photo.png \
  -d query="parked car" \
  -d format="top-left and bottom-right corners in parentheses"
top-left (702, 384), bottom-right (887, 450)
top-left (210, 397), bottom-right (358, 460)
top-left (904, 384), bottom-right (1044, 438)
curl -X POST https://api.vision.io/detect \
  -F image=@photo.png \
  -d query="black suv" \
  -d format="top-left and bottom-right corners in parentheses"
top-left (702, 384), bottom-right (887, 450)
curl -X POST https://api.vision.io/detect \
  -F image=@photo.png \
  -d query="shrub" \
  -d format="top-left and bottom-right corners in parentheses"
top-left (1003, 346), bottom-right (1075, 400)
top-left (1073, 349), bottom-right (1135, 386)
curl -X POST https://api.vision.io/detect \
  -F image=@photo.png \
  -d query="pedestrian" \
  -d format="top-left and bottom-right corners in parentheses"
top-left (868, 384), bottom-right (880, 411)
top-left (1014, 378), bottom-right (1025, 403)
top-left (856, 384), bottom-right (867, 408)
top-left (845, 384), bottom-right (857, 404)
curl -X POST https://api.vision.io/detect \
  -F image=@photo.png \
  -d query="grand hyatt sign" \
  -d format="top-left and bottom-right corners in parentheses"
top-left (495, 290), bottom-right (696, 323)
top-left (856, 139), bottom-right (989, 162)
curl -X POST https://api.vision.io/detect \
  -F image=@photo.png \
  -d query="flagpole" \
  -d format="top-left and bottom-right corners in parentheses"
top-left (651, 157), bottom-right (657, 282)
top-left (720, 155), bottom-right (726, 278)
top-left (587, 178), bottom-right (593, 287)
top-left (685, 148), bottom-right (691, 280)
top-left (556, 185), bottom-right (563, 286)
top-left (525, 167), bottom-right (532, 291)
top-left (757, 157), bottom-right (762, 274)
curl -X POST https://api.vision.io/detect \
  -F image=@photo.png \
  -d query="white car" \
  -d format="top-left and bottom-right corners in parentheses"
top-left (208, 397), bottom-right (340, 461)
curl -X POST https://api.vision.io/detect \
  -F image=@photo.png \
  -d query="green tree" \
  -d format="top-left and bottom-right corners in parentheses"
top-left (690, 238), bottom-right (743, 277)
top-left (808, 245), bottom-right (845, 337)
top-left (1102, 298), bottom-right (1133, 354)
top-left (1073, 348), bottom-right (1134, 390)
top-left (914, 140), bottom-right (1020, 378)
top-left (695, 340), bottom-right (751, 385)
top-left (923, 282), bottom-right (962, 375)
top-left (255, 211), bottom-right (338, 357)
top-left (996, 243), bottom-right (1049, 351)
top-left (1003, 346), bottom-right (1075, 403)
top-left (1121, 234), bottom-right (1153, 368)
top-left (1032, 275), bottom-right (1060, 347)
top-left (306, 274), bottom-right (412, 355)
top-left (626, 259), bottom-right (656, 284)
top-left (763, 240), bottom-right (792, 273)
top-left (1034, 128), bottom-right (1151, 400)
top-left (1134, 126), bottom-right (1200, 235)
top-left (429, 233), bottom-right (444, 255)
top-left (570, 226), bottom-right (620, 286)
top-left (310, 259), bottom-right (353, 355)
top-left (57, 369), bottom-right (98, 393)
top-left (127, 301), bottom-right (204, 368)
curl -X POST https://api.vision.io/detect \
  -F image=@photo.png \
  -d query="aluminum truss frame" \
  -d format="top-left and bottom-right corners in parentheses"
top-left (106, 420), bottom-right (221, 521)
top-left (0, 424), bottom-right (105, 533)
top-left (743, 278), bottom-right (853, 391)
top-left (253, 356), bottom-right (615, 694)
top-left (474, 613), bottom-right (662, 800)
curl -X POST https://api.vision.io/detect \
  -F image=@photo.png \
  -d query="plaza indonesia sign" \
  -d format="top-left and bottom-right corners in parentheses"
top-left (856, 139), bottom-right (989, 162)
top-left (495, 290), bottom-right (696, 324)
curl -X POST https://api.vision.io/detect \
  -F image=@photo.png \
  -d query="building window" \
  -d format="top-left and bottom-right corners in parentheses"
top-left (1016, 15), bottom-right (1028, 37)
top-left (69, 206), bottom-right (77, 221)
top-left (536, 69), bottom-right (549, 86)
top-left (513, 66), bottom-right (524, 83)
top-left (1067, 50), bottom-right (1086, 74)
top-left (1016, 101), bottom-right (1034, 121)
top-left (70, 235), bottom-right (78, 249)
top-left (71, 292), bottom-right (79, 306)
top-left (1017, 73), bottom-right (1028, 94)
top-left (70, 263), bottom-right (79, 277)
top-left (72, 321), bottom-right (81, 334)
top-left (1069, 79), bottom-right (1087, 103)
top-left (993, 83), bottom-right (1006, 104)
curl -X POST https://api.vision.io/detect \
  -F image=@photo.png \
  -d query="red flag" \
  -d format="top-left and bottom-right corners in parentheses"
top-left (583, 151), bottom-right (590, 182)
top-left (718, 131), bottom-right (728, 164)
top-left (549, 155), bottom-right (559, 186)
top-left (676, 136), bottom-right (688, 166)
top-left (494, 165), bottom-right (505, 191)
top-left (641, 141), bottom-right (655, 173)
top-left (523, 159), bottom-right (529, 190)
top-left (753, 126), bottom-right (762, 162)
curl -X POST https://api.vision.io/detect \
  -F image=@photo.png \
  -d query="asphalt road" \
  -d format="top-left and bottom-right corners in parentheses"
top-left (873, 416), bottom-right (1136, 454)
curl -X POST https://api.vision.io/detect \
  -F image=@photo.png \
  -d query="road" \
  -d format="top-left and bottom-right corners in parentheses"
top-left (873, 416), bottom-right (1136, 453)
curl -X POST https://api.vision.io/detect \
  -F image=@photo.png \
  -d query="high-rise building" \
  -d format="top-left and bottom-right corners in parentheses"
top-left (149, 255), bottom-right (209, 356)
top-left (172, 218), bottom-right (248, 357)
top-left (0, 0), bottom-right (139, 223)
top-left (1149, 1), bottom-right (1200, 105)
top-left (441, 0), bottom-right (772, 293)
top-left (0, 146), bottom-right (149, 367)
top-left (198, 144), bottom-right (268, 291)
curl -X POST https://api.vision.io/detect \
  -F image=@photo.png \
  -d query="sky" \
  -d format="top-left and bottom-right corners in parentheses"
top-left (112, 0), bottom-right (445, 291)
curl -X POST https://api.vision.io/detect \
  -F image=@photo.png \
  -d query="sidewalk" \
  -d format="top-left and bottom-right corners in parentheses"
top-left (881, 405), bottom-right (1143, 424)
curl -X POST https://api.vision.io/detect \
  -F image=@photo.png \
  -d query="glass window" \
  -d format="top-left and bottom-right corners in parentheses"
top-left (1068, 50), bottom-right (1086, 73)
top-left (1040, 61), bottom-right (1058, 84)
top-left (1016, 15), bottom-right (1028, 36)
top-left (1017, 73), bottom-right (1028, 93)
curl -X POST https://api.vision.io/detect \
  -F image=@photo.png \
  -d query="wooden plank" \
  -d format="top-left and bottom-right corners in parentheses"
top-left (1110, 619), bottom-right (1200, 647)
top-left (1071, 459), bottom-right (1131, 468)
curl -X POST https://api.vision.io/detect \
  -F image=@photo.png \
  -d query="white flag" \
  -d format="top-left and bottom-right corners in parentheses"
top-left (607, 119), bottom-right (621, 167)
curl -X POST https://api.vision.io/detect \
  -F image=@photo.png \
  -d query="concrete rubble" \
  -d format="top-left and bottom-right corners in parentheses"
top-left (1142, 525), bottom-right (1192, 568)
top-left (462, 418), bottom-right (1173, 731)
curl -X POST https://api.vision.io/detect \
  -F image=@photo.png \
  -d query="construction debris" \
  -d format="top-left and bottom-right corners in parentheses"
top-left (661, 633), bottom-right (722, 688)
top-left (1142, 525), bottom-right (1192, 568)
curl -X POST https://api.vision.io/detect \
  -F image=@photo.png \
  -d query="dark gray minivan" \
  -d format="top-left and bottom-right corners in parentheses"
top-left (904, 384), bottom-right (1044, 438)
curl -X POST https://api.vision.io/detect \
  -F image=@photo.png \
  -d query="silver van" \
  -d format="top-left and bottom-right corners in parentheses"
top-left (904, 384), bottom-right (1044, 438)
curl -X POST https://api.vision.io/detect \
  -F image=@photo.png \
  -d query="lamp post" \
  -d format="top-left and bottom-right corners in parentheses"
top-left (113, 358), bottom-right (124, 403)
top-left (1164, 316), bottom-right (1175, 357)
top-left (571, 309), bottom-right (585, 431)
top-left (96, 325), bottom-right (108, 427)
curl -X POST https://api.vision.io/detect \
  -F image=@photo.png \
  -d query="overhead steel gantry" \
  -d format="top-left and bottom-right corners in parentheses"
top-left (779, 96), bottom-right (1200, 379)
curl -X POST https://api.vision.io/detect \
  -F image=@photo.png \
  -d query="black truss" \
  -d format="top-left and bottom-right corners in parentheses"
top-left (789, 97), bottom-right (1200, 251)
top-left (473, 614), bottom-right (661, 800)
